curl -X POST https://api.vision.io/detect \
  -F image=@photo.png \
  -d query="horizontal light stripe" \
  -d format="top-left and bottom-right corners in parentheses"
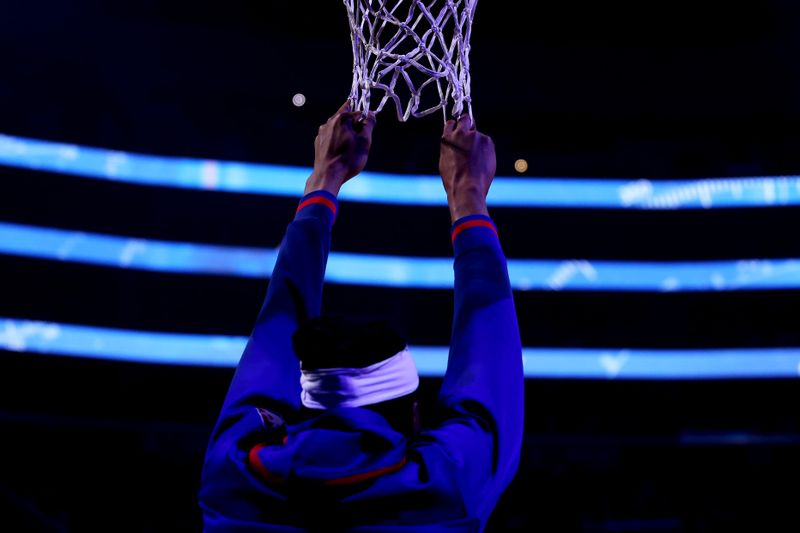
top-left (2, 222), bottom-right (799, 291)
top-left (2, 318), bottom-right (798, 379)
top-left (2, 133), bottom-right (799, 209)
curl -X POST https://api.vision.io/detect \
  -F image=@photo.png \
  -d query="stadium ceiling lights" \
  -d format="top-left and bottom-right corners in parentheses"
top-left (2, 134), bottom-right (799, 209)
top-left (3, 318), bottom-right (799, 379)
top-left (1, 222), bottom-right (799, 292)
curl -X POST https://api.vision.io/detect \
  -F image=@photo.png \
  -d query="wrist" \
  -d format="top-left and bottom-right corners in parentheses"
top-left (447, 188), bottom-right (489, 223)
top-left (305, 171), bottom-right (344, 197)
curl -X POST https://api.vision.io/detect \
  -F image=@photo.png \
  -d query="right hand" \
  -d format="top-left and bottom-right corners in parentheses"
top-left (439, 115), bottom-right (496, 223)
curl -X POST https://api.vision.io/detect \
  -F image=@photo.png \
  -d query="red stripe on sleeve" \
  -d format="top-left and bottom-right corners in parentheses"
top-left (296, 196), bottom-right (337, 218)
top-left (248, 443), bottom-right (285, 485)
top-left (451, 220), bottom-right (498, 244)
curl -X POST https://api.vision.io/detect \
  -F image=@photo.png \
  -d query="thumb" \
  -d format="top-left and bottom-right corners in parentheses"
top-left (358, 112), bottom-right (377, 138)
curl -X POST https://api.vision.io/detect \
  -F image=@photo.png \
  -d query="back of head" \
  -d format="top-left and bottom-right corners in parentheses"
top-left (293, 316), bottom-right (407, 371)
top-left (292, 316), bottom-right (420, 435)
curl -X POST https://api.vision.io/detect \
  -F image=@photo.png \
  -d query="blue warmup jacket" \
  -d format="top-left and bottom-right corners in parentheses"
top-left (199, 191), bottom-right (524, 532)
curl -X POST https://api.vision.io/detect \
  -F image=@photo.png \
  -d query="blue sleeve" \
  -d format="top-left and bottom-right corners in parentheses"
top-left (428, 214), bottom-right (524, 521)
top-left (213, 191), bottom-right (337, 429)
top-left (200, 191), bottom-right (337, 526)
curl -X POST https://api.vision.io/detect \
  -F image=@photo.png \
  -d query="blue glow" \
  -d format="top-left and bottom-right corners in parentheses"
top-left (2, 222), bottom-right (800, 291)
top-left (2, 133), bottom-right (799, 209)
top-left (2, 318), bottom-right (798, 379)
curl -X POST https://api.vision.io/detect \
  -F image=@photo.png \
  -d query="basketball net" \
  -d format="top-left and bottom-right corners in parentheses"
top-left (344, 0), bottom-right (478, 122)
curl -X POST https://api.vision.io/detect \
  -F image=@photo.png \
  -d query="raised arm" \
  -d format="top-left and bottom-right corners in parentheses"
top-left (215, 102), bottom-right (376, 421)
top-left (432, 116), bottom-right (524, 522)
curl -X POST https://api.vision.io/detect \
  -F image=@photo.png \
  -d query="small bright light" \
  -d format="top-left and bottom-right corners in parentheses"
top-left (292, 93), bottom-right (306, 107)
top-left (514, 159), bottom-right (528, 173)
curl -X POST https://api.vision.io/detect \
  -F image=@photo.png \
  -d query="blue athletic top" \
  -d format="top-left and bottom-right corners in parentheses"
top-left (199, 191), bottom-right (524, 532)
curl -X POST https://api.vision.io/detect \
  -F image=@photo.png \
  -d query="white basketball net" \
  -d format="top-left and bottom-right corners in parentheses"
top-left (344, 0), bottom-right (478, 122)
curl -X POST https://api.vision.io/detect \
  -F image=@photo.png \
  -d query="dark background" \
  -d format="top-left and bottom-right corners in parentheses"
top-left (1, 1), bottom-right (799, 531)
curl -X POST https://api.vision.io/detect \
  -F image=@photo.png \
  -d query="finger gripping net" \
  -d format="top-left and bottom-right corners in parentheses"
top-left (344, 0), bottom-right (478, 122)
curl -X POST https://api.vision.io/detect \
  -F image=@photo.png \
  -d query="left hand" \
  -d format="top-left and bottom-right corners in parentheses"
top-left (305, 101), bottom-right (377, 196)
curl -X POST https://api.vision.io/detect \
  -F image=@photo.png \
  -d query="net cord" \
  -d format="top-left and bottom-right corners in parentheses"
top-left (345, 0), bottom-right (477, 123)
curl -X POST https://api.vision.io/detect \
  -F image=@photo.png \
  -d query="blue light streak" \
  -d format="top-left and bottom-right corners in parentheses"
top-left (2, 222), bottom-right (799, 291)
top-left (2, 133), bottom-right (799, 209)
top-left (2, 318), bottom-right (798, 379)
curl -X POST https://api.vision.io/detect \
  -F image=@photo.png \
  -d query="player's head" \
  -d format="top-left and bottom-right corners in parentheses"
top-left (292, 315), bottom-right (420, 436)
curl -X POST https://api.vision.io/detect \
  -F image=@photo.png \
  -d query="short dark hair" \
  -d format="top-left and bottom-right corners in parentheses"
top-left (292, 315), bottom-right (407, 371)
top-left (292, 316), bottom-right (419, 435)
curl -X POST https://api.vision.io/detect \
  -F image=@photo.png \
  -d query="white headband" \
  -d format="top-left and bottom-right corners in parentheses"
top-left (300, 347), bottom-right (419, 409)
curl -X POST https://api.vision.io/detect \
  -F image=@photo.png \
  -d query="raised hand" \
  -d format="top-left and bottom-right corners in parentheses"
top-left (439, 114), bottom-right (496, 223)
top-left (305, 101), bottom-right (377, 196)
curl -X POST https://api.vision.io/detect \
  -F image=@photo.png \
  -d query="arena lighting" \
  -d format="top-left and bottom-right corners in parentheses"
top-left (2, 222), bottom-right (800, 291)
top-left (292, 93), bottom-right (307, 107)
top-left (2, 318), bottom-right (798, 378)
top-left (2, 134), bottom-right (800, 209)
